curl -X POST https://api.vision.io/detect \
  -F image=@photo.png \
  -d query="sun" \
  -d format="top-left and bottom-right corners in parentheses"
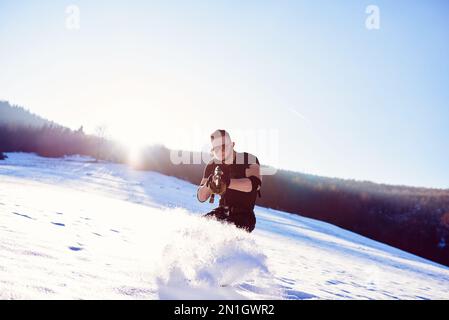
top-left (108, 127), bottom-right (151, 168)
top-left (126, 144), bottom-right (146, 168)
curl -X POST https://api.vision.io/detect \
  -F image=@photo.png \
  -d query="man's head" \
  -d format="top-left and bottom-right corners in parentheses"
top-left (210, 129), bottom-right (235, 163)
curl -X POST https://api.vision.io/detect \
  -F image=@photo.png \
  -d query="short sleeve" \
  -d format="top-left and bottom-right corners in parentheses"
top-left (246, 153), bottom-right (260, 166)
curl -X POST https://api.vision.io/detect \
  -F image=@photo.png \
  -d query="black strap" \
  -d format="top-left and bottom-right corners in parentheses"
top-left (244, 152), bottom-right (261, 198)
top-left (221, 130), bottom-right (225, 164)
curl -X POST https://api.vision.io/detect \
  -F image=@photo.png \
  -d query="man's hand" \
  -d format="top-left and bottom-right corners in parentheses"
top-left (197, 165), bottom-right (232, 202)
top-left (217, 165), bottom-right (231, 188)
top-left (207, 166), bottom-right (230, 195)
top-left (221, 166), bottom-right (231, 188)
top-left (197, 179), bottom-right (212, 202)
top-left (205, 174), bottom-right (218, 193)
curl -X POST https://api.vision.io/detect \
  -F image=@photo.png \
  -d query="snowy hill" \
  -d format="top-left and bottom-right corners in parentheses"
top-left (0, 153), bottom-right (448, 300)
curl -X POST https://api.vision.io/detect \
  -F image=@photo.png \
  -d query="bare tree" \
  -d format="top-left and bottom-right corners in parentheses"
top-left (94, 125), bottom-right (108, 161)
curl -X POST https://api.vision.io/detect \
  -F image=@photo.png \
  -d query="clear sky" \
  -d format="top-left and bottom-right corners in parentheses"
top-left (1, 0), bottom-right (448, 188)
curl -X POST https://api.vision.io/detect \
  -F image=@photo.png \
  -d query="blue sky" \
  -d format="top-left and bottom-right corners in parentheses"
top-left (0, 0), bottom-right (448, 188)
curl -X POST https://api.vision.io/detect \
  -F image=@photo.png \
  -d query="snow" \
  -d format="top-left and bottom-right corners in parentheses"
top-left (0, 152), bottom-right (448, 300)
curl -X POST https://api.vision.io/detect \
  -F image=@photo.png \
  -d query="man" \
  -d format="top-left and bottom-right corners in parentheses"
top-left (197, 129), bottom-right (262, 233)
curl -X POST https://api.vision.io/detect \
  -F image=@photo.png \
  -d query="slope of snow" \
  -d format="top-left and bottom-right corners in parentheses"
top-left (0, 152), bottom-right (448, 300)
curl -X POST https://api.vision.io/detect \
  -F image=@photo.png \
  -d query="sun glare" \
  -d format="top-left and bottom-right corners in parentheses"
top-left (127, 144), bottom-right (146, 168)
top-left (110, 128), bottom-right (151, 168)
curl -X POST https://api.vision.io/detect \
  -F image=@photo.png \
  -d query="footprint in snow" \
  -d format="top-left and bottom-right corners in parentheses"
top-left (284, 288), bottom-right (317, 300)
top-left (326, 280), bottom-right (343, 285)
top-left (51, 222), bottom-right (65, 227)
top-left (12, 212), bottom-right (34, 220)
top-left (280, 277), bottom-right (295, 284)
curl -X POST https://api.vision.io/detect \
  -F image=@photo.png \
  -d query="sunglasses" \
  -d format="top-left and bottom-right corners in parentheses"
top-left (211, 144), bottom-right (232, 152)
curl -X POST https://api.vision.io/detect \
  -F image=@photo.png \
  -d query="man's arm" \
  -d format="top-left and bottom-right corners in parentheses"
top-left (228, 163), bottom-right (262, 193)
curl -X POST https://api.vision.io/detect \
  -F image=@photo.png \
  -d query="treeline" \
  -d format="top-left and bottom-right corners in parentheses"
top-left (0, 124), bottom-right (126, 162)
top-left (0, 100), bottom-right (53, 128)
top-left (0, 100), bottom-right (126, 161)
top-left (258, 169), bottom-right (449, 265)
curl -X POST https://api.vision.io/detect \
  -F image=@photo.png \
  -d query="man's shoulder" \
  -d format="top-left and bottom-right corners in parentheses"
top-left (235, 152), bottom-right (259, 165)
top-left (246, 152), bottom-right (260, 165)
top-left (206, 158), bottom-right (218, 166)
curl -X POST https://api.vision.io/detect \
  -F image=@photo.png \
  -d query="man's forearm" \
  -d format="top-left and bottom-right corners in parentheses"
top-left (197, 177), bottom-right (253, 202)
top-left (197, 184), bottom-right (212, 202)
top-left (228, 178), bottom-right (252, 193)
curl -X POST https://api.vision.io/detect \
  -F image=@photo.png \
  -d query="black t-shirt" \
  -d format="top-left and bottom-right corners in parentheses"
top-left (202, 151), bottom-right (260, 210)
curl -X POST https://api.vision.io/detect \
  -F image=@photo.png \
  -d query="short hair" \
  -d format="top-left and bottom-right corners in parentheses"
top-left (210, 129), bottom-right (232, 148)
